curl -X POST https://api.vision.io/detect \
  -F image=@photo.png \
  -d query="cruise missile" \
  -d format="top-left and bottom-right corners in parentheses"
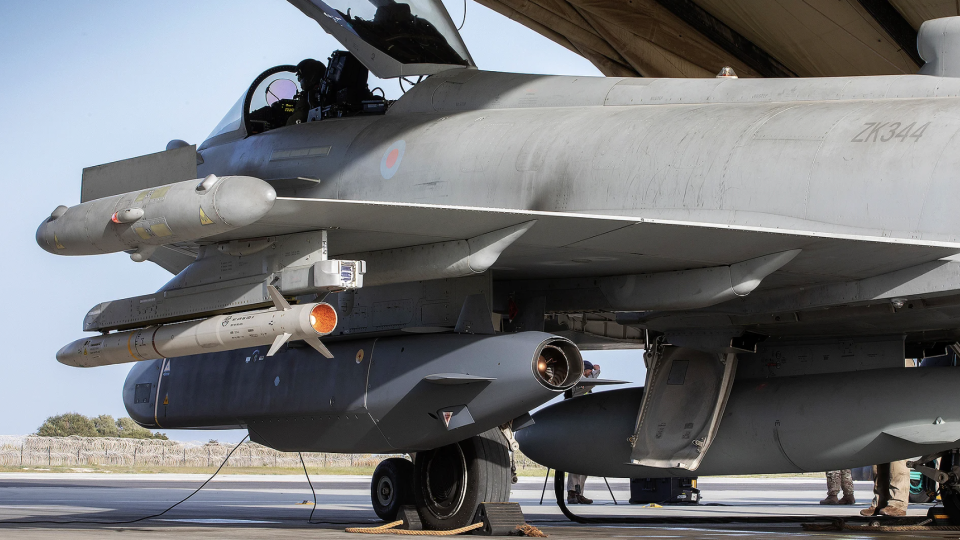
top-left (517, 367), bottom-right (960, 477)
top-left (36, 175), bottom-right (275, 261)
top-left (57, 287), bottom-right (337, 367)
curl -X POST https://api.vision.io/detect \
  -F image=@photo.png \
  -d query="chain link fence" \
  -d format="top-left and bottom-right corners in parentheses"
top-left (0, 435), bottom-right (546, 471)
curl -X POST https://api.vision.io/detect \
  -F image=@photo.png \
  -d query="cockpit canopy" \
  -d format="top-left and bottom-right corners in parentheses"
top-left (200, 52), bottom-right (389, 151)
top-left (288, 0), bottom-right (474, 78)
top-left (200, 66), bottom-right (302, 150)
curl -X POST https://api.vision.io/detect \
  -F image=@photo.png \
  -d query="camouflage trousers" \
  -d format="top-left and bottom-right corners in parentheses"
top-left (826, 469), bottom-right (854, 496)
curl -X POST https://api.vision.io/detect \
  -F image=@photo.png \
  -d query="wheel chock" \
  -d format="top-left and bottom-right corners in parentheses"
top-left (928, 506), bottom-right (951, 526)
top-left (471, 502), bottom-right (526, 535)
top-left (398, 505), bottom-right (422, 530)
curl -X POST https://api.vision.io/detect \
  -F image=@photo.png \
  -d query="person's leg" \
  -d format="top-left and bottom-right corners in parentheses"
top-left (822, 470), bottom-right (841, 504)
top-left (839, 469), bottom-right (856, 504)
top-left (879, 460), bottom-right (909, 516)
top-left (862, 465), bottom-right (882, 516)
top-left (576, 476), bottom-right (593, 504)
top-left (567, 473), bottom-right (585, 503)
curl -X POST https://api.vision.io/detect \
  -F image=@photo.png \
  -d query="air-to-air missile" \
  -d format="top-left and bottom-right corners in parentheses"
top-left (36, 175), bottom-right (275, 261)
top-left (516, 366), bottom-right (960, 477)
top-left (57, 287), bottom-right (338, 367)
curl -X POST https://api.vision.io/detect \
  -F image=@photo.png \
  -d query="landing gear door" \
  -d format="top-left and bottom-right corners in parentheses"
top-left (628, 345), bottom-right (737, 470)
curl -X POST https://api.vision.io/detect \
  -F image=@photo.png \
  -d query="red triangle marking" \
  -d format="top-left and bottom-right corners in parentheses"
top-left (442, 411), bottom-right (453, 427)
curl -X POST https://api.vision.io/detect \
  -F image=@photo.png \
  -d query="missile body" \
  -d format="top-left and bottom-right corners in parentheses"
top-left (57, 302), bottom-right (337, 367)
top-left (517, 367), bottom-right (960, 477)
top-left (36, 175), bottom-right (275, 259)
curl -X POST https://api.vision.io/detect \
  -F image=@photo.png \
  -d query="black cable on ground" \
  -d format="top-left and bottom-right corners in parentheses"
top-left (551, 469), bottom-right (851, 527)
top-left (2, 434), bottom-right (251, 525)
top-left (298, 452), bottom-right (370, 526)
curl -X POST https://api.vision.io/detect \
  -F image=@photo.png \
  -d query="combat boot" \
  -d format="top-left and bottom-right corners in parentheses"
top-left (838, 493), bottom-right (855, 505)
top-left (577, 494), bottom-right (594, 504)
top-left (567, 491), bottom-right (579, 504)
top-left (879, 506), bottom-right (906, 518)
top-left (819, 494), bottom-right (839, 505)
top-left (860, 506), bottom-right (878, 517)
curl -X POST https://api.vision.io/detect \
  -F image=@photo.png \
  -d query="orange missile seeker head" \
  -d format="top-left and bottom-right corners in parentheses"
top-left (309, 303), bottom-right (338, 335)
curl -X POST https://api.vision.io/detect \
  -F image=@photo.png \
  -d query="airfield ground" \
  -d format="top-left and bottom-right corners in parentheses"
top-left (0, 474), bottom-right (946, 538)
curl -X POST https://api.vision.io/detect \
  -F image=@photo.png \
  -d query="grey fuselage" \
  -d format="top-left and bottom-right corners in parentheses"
top-left (200, 69), bottom-right (960, 248)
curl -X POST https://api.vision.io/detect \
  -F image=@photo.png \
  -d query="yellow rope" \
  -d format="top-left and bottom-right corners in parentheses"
top-left (345, 521), bottom-right (485, 535)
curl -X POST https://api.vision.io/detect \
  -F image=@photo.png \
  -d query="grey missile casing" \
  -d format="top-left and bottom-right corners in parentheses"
top-left (122, 332), bottom-right (582, 453)
top-left (36, 175), bottom-right (275, 257)
top-left (517, 366), bottom-right (960, 477)
top-left (57, 302), bottom-right (336, 368)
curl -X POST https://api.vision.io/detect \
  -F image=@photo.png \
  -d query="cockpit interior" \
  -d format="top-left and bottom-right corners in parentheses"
top-left (200, 51), bottom-right (391, 150)
top-left (200, 1), bottom-right (473, 151)
top-left (246, 51), bottom-right (389, 136)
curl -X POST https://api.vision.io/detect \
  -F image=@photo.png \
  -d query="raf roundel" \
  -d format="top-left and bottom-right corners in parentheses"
top-left (380, 140), bottom-right (406, 179)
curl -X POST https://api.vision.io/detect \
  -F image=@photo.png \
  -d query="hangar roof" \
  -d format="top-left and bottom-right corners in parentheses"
top-left (473, 0), bottom-right (960, 78)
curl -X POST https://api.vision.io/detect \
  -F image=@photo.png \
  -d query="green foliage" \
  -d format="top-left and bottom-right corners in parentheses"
top-left (116, 417), bottom-right (155, 439)
top-left (36, 413), bottom-right (98, 437)
top-left (93, 414), bottom-right (119, 437)
top-left (36, 413), bottom-right (166, 439)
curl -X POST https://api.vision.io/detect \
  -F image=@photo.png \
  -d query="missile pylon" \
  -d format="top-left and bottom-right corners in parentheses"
top-left (57, 286), bottom-right (336, 367)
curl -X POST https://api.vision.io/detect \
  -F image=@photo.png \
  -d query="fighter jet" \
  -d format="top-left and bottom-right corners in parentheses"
top-left (34, 0), bottom-right (960, 527)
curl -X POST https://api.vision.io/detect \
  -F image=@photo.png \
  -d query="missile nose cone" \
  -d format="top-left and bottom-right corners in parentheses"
top-left (212, 176), bottom-right (277, 227)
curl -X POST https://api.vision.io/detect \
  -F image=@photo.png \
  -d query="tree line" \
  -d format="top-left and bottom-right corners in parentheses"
top-left (36, 413), bottom-right (168, 440)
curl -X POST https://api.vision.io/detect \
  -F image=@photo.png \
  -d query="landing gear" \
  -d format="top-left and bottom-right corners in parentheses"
top-left (413, 428), bottom-right (512, 529)
top-left (370, 457), bottom-right (415, 521)
top-left (910, 450), bottom-right (960, 524)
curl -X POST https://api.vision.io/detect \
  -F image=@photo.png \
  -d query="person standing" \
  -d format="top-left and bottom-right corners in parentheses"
top-left (565, 361), bottom-right (600, 504)
top-left (821, 469), bottom-right (855, 505)
top-left (861, 461), bottom-right (910, 517)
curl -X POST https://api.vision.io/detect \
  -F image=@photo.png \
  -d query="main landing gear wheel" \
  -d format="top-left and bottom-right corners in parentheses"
top-left (413, 428), bottom-right (511, 530)
top-left (938, 451), bottom-right (960, 525)
top-left (942, 490), bottom-right (960, 524)
top-left (371, 457), bottom-right (414, 521)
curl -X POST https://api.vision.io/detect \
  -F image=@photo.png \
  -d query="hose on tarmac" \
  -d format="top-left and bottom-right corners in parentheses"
top-left (345, 520), bottom-right (484, 535)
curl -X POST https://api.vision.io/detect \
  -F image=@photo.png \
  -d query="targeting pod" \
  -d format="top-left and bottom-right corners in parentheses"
top-left (36, 175), bottom-right (276, 261)
top-left (57, 294), bottom-right (337, 368)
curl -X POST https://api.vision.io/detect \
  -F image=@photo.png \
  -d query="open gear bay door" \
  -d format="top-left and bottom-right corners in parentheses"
top-left (629, 345), bottom-right (738, 470)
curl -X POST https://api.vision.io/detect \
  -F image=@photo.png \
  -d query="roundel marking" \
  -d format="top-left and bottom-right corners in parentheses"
top-left (380, 140), bottom-right (406, 179)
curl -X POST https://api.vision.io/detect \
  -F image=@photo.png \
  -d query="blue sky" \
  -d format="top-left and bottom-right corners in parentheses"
top-left (0, 0), bottom-right (643, 442)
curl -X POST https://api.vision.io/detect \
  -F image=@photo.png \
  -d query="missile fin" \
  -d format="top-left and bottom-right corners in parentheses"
top-left (305, 337), bottom-right (334, 359)
top-left (267, 332), bottom-right (292, 357)
top-left (267, 284), bottom-right (292, 311)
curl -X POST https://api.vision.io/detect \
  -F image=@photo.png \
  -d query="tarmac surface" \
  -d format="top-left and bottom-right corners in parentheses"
top-left (0, 473), bottom-right (951, 538)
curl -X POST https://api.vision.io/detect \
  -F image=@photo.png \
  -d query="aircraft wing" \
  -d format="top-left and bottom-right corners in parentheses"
top-left (202, 197), bottom-right (960, 293)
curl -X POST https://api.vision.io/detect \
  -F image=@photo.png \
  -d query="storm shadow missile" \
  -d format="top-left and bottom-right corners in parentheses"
top-left (517, 367), bottom-right (960, 478)
top-left (57, 287), bottom-right (337, 367)
top-left (122, 331), bottom-right (585, 453)
top-left (36, 175), bottom-right (275, 261)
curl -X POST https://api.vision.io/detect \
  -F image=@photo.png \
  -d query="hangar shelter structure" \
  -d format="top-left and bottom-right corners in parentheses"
top-left (474, 0), bottom-right (959, 78)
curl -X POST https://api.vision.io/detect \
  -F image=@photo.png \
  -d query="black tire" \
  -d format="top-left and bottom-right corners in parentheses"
top-left (941, 452), bottom-right (960, 525)
top-left (371, 457), bottom-right (414, 522)
top-left (413, 428), bottom-right (511, 530)
top-left (942, 489), bottom-right (960, 524)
